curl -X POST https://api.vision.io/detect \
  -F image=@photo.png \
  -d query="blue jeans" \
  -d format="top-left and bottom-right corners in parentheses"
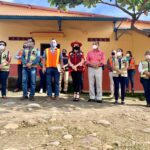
top-left (113, 76), bottom-right (127, 101)
top-left (141, 78), bottom-right (150, 105)
top-left (126, 70), bottom-right (135, 90)
top-left (46, 67), bottom-right (60, 97)
top-left (22, 67), bottom-right (37, 97)
top-left (0, 71), bottom-right (9, 96)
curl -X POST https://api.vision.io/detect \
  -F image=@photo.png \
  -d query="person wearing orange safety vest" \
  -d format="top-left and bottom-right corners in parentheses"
top-left (125, 51), bottom-right (136, 94)
top-left (42, 39), bottom-right (63, 100)
top-left (107, 50), bottom-right (116, 98)
top-left (14, 42), bottom-right (27, 92)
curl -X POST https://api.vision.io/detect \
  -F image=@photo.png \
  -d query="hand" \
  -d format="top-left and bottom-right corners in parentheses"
top-left (26, 63), bottom-right (32, 68)
top-left (42, 67), bottom-right (46, 73)
top-left (117, 70), bottom-right (122, 74)
top-left (144, 71), bottom-right (150, 77)
top-left (72, 65), bottom-right (77, 71)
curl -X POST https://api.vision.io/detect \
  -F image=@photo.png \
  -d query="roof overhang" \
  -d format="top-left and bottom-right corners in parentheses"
top-left (0, 15), bottom-right (127, 21)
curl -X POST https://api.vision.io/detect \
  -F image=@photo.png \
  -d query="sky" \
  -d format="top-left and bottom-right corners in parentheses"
top-left (2, 0), bottom-right (150, 21)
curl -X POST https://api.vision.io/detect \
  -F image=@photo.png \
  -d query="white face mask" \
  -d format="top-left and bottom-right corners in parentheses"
top-left (146, 55), bottom-right (150, 60)
top-left (117, 52), bottom-right (122, 57)
top-left (51, 40), bottom-right (57, 48)
top-left (93, 45), bottom-right (98, 50)
top-left (0, 45), bottom-right (5, 50)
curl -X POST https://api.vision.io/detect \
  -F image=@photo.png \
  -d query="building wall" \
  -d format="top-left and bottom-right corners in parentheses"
top-left (0, 20), bottom-right (149, 92)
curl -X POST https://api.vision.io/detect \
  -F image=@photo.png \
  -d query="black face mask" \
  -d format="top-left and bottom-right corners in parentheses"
top-left (23, 45), bottom-right (27, 49)
top-left (73, 46), bottom-right (80, 51)
top-left (62, 52), bottom-right (66, 56)
top-left (111, 52), bottom-right (115, 56)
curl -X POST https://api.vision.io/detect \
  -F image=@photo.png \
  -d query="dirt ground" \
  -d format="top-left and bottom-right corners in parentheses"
top-left (0, 91), bottom-right (150, 150)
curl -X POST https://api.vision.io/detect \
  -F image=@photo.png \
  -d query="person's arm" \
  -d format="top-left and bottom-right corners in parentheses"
top-left (75, 53), bottom-right (85, 67)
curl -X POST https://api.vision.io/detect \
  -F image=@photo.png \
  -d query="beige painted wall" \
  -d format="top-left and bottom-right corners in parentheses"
top-left (0, 20), bottom-right (149, 64)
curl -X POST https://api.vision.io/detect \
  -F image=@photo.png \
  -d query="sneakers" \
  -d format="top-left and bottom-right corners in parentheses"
top-left (39, 89), bottom-right (43, 94)
top-left (2, 96), bottom-right (7, 99)
top-left (96, 100), bottom-right (103, 103)
top-left (20, 96), bottom-right (28, 100)
top-left (29, 96), bottom-right (35, 101)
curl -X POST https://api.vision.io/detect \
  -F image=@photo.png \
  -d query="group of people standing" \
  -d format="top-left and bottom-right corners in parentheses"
top-left (0, 39), bottom-right (150, 106)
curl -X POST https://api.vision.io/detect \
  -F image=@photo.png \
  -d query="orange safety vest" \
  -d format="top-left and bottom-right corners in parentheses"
top-left (128, 58), bottom-right (135, 70)
top-left (18, 50), bottom-right (23, 65)
top-left (45, 48), bottom-right (60, 68)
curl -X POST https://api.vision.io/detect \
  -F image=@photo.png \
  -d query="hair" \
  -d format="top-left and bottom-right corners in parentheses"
top-left (126, 51), bottom-right (132, 57)
top-left (145, 50), bottom-right (150, 55)
top-left (117, 48), bottom-right (123, 52)
top-left (93, 41), bottom-right (100, 46)
top-left (0, 41), bottom-right (7, 46)
top-left (27, 38), bottom-right (35, 44)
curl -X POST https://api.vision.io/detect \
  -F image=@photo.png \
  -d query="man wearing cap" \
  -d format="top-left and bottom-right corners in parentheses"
top-left (86, 41), bottom-right (105, 103)
top-left (138, 50), bottom-right (150, 107)
top-left (68, 41), bottom-right (85, 101)
top-left (43, 39), bottom-right (62, 100)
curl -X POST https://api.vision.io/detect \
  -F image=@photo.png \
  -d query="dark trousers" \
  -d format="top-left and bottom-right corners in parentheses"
top-left (46, 67), bottom-right (60, 97)
top-left (39, 69), bottom-right (46, 91)
top-left (141, 78), bottom-right (150, 105)
top-left (126, 70), bottom-right (135, 90)
top-left (113, 76), bottom-right (127, 101)
top-left (0, 71), bottom-right (9, 96)
top-left (16, 64), bottom-right (22, 90)
top-left (71, 71), bottom-right (82, 93)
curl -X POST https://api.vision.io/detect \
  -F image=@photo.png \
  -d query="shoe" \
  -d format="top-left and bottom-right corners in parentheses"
top-left (146, 104), bottom-right (150, 107)
top-left (29, 96), bottom-right (35, 101)
top-left (73, 98), bottom-right (79, 102)
top-left (46, 96), bottom-right (53, 101)
top-left (63, 91), bottom-right (67, 94)
top-left (2, 96), bottom-right (7, 99)
top-left (53, 96), bottom-right (59, 100)
top-left (88, 99), bottom-right (95, 102)
top-left (121, 101), bottom-right (125, 105)
top-left (126, 89), bottom-right (129, 93)
top-left (96, 100), bottom-right (103, 103)
top-left (13, 88), bottom-right (19, 92)
top-left (39, 89), bottom-right (43, 94)
top-left (20, 96), bottom-right (28, 100)
top-left (114, 101), bottom-right (119, 105)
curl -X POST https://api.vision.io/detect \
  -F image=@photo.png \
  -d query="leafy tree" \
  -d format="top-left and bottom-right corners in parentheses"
top-left (48, 0), bottom-right (150, 30)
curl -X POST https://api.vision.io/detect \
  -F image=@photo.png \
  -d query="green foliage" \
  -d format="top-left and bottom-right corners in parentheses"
top-left (48, 0), bottom-right (150, 19)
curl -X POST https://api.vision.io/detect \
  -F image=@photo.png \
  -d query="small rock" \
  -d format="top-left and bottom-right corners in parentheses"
top-left (27, 103), bottom-right (41, 109)
top-left (0, 130), bottom-right (7, 135)
top-left (112, 141), bottom-right (121, 147)
top-left (81, 136), bottom-right (99, 144)
top-left (63, 134), bottom-right (73, 140)
top-left (94, 120), bottom-right (111, 127)
top-left (3, 102), bottom-right (16, 106)
top-left (48, 126), bottom-right (65, 132)
top-left (4, 123), bottom-right (19, 130)
top-left (142, 128), bottom-right (150, 133)
top-left (103, 144), bottom-right (113, 150)
top-left (22, 119), bottom-right (38, 127)
top-left (50, 141), bottom-right (60, 146)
